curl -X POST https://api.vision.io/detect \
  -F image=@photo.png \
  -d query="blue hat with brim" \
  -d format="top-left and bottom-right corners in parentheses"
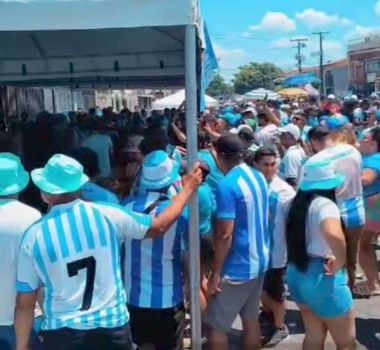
top-left (0, 153), bottom-right (30, 196)
top-left (140, 150), bottom-right (180, 191)
top-left (300, 160), bottom-right (345, 191)
top-left (31, 154), bottom-right (89, 195)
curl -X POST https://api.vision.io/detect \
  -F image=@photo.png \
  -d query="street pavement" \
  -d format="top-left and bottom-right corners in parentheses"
top-left (228, 295), bottom-right (380, 350)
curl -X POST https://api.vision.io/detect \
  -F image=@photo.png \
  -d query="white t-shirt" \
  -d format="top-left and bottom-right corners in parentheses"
top-left (306, 197), bottom-right (340, 257)
top-left (279, 145), bottom-right (306, 181)
top-left (82, 133), bottom-right (113, 178)
top-left (255, 124), bottom-right (278, 147)
top-left (268, 176), bottom-right (296, 268)
top-left (0, 199), bottom-right (41, 325)
top-left (301, 144), bottom-right (362, 201)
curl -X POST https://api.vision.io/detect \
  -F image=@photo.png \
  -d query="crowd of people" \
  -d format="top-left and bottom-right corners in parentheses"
top-left (1, 92), bottom-right (380, 350)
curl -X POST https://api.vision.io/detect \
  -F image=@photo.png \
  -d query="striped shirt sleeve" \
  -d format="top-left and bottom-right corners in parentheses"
top-left (216, 180), bottom-right (236, 220)
top-left (94, 202), bottom-right (153, 240)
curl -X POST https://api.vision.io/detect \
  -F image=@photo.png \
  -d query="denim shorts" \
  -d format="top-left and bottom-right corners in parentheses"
top-left (287, 258), bottom-right (353, 319)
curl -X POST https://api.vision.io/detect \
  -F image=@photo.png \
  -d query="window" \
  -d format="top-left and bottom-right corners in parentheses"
top-left (367, 59), bottom-right (380, 73)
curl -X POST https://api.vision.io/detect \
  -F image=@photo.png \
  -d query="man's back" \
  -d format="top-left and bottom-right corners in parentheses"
top-left (124, 192), bottom-right (188, 309)
top-left (0, 200), bottom-right (41, 325)
top-left (216, 163), bottom-right (270, 281)
top-left (17, 199), bottom-right (150, 331)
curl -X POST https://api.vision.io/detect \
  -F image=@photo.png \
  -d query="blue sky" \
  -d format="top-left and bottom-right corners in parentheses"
top-left (202, 0), bottom-right (380, 80)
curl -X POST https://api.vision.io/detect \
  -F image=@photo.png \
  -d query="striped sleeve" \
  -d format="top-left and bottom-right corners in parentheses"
top-left (93, 202), bottom-right (153, 240)
top-left (216, 180), bottom-right (236, 220)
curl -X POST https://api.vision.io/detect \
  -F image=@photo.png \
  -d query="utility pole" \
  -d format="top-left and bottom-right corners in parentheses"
top-left (313, 31), bottom-right (329, 96)
top-left (291, 38), bottom-right (308, 73)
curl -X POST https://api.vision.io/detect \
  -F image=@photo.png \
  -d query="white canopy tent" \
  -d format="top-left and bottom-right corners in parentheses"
top-left (243, 88), bottom-right (279, 100)
top-left (0, 1), bottom-right (204, 348)
top-left (152, 89), bottom-right (219, 109)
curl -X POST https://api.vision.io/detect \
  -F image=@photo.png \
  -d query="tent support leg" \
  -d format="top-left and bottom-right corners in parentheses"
top-left (185, 24), bottom-right (202, 350)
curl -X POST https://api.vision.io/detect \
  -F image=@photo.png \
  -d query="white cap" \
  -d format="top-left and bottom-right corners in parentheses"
top-left (343, 96), bottom-right (350, 101)
top-left (292, 102), bottom-right (299, 108)
top-left (327, 94), bottom-right (336, 100)
top-left (278, 123), bottom-right (301, 141)
top-left (351, 94), bottom-right (358, 101)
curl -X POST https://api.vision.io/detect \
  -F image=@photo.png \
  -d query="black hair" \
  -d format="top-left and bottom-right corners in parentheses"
top-left (307, 126), bottom-right (330, 142)
top-left (370, 126), bottom-right (380, 152)
top-left (286, 189), bottom-right (339, 272)
top-left (68, 147), bottom-right (100, 178)
top-left (253, 147), bottom-right (277, 163)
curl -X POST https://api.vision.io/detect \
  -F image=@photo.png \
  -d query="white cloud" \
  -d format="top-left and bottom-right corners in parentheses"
top-left (295, 8), bottom-right (352, 28)
top-left (306, 39), bottom-right (345, 62)
top-left (375, 0), bottom-right (380, 16)
top-left (241, 31), bottom-right (251, 38)
top-left (271, 38), bottom-right (294, 49)
top-left (249, 12), bottom-right (296, 32)
top-left (213, 44), bottom-right (250, 80)
top-left (346, 25), bottom-right (380, 40)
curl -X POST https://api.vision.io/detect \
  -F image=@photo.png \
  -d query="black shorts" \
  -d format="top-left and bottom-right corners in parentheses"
top-left (128, 304), bottom-right (185, 350)
top-left (263, 268), bottom-right (286, 302)
top-left (38, 324), bottom-right (132, 350)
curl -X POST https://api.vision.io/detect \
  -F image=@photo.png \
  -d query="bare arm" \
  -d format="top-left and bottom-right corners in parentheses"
top-left (321, 218), bottom-right (347, 269)
top-left (15, 292), bottom-right (38, 350)
top-left (171, 122), bottom-right (187, 143)
top-left (263, 105), bottom-right (282, 127)
top-left (362, 169), bottom-right (377, 187)
top-left (212, 220), bottom-right (234, 277)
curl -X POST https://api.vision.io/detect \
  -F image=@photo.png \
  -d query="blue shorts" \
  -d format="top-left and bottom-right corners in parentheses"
top-left (287, 259), bottom-right (353, 319)
top-left (339, 197), bottom-right (365, 229)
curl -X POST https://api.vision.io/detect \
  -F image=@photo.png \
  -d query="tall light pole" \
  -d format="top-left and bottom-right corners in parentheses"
top-left (313, 31), bottom-right (329, 95)
top-left (291, 38), bottom-right (308, 73)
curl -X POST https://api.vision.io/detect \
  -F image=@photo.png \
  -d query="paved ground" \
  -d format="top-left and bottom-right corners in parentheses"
top-left (228, 295), bottom-right (380, 350)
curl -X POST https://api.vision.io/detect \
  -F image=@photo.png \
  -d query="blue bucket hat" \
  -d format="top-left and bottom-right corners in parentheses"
top-left (31, 154), bottom-right (89, 195)
top-left (140, 150), bottom-right (180, 191)
top-left (300, 160), bottom-right (345, 191)
top-left (0, 153), bottom-right (29, 196)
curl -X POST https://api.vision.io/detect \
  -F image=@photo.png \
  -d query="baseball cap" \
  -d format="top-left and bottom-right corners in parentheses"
top-left (327, 117), bottom-right (347, 132)
top-left (327, 94), bottom-right (336, 100)
top-left (366, 106), bottom-right (378, 115)
top-left (307, 126), bottom-right (330, 142)
top-left (218, 113), bottom-right (242, 128)
top-left (214, 134), bottom-right (244, 156)
top-left (278, 124), bottom-right (301, 141)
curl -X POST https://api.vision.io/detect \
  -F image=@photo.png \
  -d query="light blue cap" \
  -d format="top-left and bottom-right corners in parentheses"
top-left (31, 154), bottom-right (89, 195)
top-left (327, 117), bottom-right (347, 132)
top-left (218, 113), bottom-right (241, 127)
top-left (0, 153), bottom-right (29, 196)
top-left (300, 160), bottom-right (345, 191)
top-left (140, 150), bottom-right (180, 190)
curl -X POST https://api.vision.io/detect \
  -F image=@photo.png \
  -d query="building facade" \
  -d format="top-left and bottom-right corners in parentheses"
top-left (348, 34), bottom-right (380, 95)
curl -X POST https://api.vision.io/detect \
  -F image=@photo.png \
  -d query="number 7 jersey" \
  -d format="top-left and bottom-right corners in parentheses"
top-left (16, 199), bottom-right (152, 330)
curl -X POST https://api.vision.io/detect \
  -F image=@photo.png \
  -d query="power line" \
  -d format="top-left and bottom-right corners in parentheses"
top-left (312, 31), bottom-right (330, 96)
top-left (290, 38), bottom-right (308, 73)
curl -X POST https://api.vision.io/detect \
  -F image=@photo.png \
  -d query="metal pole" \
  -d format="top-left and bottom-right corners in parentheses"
top-left (291, 38), bottom-right (308, 74)
top-left (313, 32), bottom-right (329, 96)
top-left (185, 24), bottom-right (202, 350)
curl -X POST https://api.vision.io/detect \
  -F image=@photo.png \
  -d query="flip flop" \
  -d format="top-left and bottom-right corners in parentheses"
top-left (352, 281), bottom-right (372, 297)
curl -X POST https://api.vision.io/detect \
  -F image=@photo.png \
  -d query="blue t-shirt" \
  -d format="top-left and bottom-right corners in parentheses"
top-left (363, 153), bottom-right (380, 198)
top-left (216, 163), bottom-right (270, 281)
top-left (197, 149), bottom-right (224, 198)
top-left (198, 183), bottom-right (216, 237)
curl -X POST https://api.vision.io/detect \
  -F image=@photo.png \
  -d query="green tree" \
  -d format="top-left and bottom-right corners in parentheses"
top-left (233, 62), bottom-right (283, 95)
top-left (206, 74), bottom-right (234, 98)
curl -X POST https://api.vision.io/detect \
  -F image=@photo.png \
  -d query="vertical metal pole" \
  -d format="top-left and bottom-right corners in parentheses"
top-left (185, 24), bottom-right (201, 350)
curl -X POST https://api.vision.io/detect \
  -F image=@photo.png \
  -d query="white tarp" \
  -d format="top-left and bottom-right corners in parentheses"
top-left (243, 88), bottom-right (279, 100)
top-left (0, 0), bottom-right (201, 87)
top-left (152, 89), bottom-right (219, 109)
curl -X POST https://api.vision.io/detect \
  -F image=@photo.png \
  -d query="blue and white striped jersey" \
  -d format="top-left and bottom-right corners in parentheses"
top-left (268, 176), bottom-right (295, 269)
top-left (82, 182), bottom-right (119, 204)
top-left (16, 199), bottom-right (152, 331)
top-left (124, 192), bottom-right (188, 309)
top-left (216, 163), bottom-right (270, 281)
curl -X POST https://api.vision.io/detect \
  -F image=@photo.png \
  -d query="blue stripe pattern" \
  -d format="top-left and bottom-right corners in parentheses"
top-left (217, 164), bottom-right (270, 281)
top-left (124, 193), bottom-right (187, 309)
top-left (25, 200), bottom-right (129, 330)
